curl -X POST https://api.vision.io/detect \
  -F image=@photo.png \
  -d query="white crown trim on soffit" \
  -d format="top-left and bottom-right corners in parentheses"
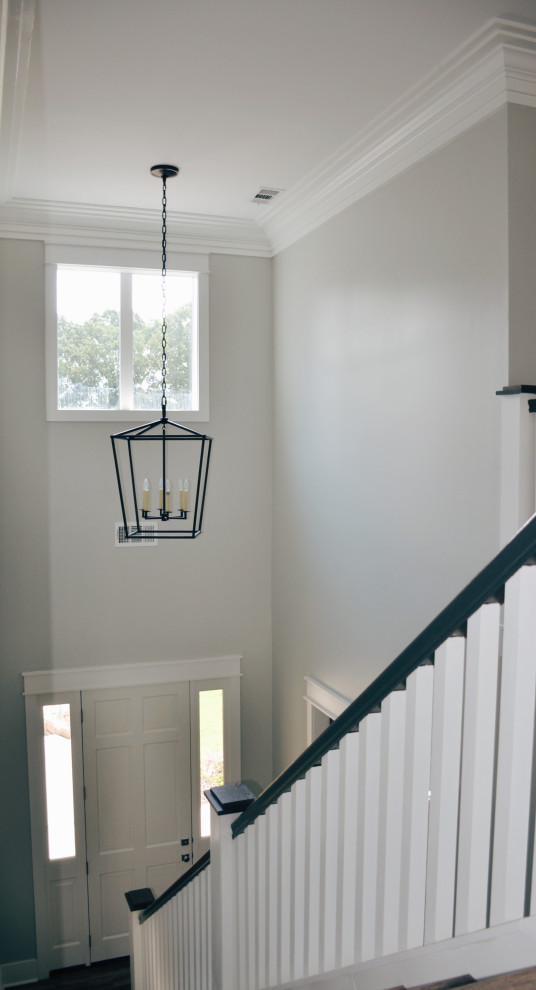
top-left (0, 198), bottom-right (273, 256)
top-left (259, 17), bottom-right (536, 254)
top-left (1, 14), bottom-right (536, 255)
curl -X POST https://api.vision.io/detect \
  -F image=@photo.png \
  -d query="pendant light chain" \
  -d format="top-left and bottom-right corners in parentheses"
top-left (161, 174), bottom-right (168, 414)
top-left (111, 164), bottom-right (213, 541)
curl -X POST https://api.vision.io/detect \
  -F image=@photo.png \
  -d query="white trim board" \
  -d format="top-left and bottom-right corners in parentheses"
top-left (0, 958), bottom-right (37, 989)
top-left (275, 914), bottom-right (536, 990)
top-left (22, 655), bottom-right (242, 695)
top-left (260, 17), bottom-right (536, 253)
top-left (304, 675), bottom-right (351, 721)
top-left (0, 201), bottom-right (273, 257)
top-left (2, 16), bottom-right (536, 255)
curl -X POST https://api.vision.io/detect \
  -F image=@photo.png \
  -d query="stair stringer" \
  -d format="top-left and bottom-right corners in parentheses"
top-left (272, 915), bottom-right (536, 990)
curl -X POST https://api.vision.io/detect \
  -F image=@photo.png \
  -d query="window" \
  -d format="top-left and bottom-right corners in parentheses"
top-left (42, 703), bottom-right (76, 860)
top-left (46, 247), bottom-right (209, 421)
top-left (198, 688), bottom-right (224, 837)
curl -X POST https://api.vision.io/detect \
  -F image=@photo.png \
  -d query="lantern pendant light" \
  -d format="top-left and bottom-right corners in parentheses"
top-left (111, 165), bottom-right (212, 540)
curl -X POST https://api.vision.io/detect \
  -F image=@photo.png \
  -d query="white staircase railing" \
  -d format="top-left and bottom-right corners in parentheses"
top-left (128, 513), bottom-right (536, 990)
top-left (129, 852), bottom-right (211, 990)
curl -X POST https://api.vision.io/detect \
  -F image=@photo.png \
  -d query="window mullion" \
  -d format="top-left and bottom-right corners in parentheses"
top-left (120, 273), bottom-right (133, 410)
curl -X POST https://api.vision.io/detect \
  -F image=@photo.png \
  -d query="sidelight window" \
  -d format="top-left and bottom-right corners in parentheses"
top-left (42, 703), bottom-right (76, 860)
top-left (199, 688), bottom-right (224, 837)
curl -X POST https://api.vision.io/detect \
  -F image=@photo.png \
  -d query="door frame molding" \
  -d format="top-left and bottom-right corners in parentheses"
top-left (23, 655), bottom-right (242, 694)
top-left (24, 657), bottom-right (242, 978)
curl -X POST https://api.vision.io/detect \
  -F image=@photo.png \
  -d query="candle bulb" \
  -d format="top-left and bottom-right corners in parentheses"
top-left (166, 479), bottom-right (171, 512)
top-left (142, 478), bottom-right (150, 512)
top-left (182, 478), bottom-right (190, 511)
top-left (159, 478), bottom-right (164, 510)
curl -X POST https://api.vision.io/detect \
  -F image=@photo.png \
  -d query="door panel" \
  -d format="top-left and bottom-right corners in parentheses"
top-left (82, 683), bottom-right (192, 962)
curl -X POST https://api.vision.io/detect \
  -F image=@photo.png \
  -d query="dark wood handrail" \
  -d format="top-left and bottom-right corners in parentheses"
top-left (232, 513), bottom-right (536, 838)
top-left (139, 851), bottom-right (211, 924)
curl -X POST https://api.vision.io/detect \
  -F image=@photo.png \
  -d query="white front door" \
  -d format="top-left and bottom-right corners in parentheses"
top-left (24, 664), bottom-right (241, 976)
top-left (82, 683), bottom-right (193, 961)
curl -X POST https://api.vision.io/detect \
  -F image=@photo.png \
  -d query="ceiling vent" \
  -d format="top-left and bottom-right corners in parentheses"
top-left (252, 187), bottom-right (282, 204)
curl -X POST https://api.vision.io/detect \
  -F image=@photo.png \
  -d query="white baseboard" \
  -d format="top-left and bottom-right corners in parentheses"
top-left (0, 959), bottom-right (38, 988)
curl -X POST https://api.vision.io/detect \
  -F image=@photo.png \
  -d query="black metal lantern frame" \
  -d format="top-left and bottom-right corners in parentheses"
top-left (111, 165), bottom-right (212, 540)
top-left (111, 414), bottom-right (212, 539)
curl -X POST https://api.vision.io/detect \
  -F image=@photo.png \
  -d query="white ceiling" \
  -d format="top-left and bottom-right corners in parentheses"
top-left (1, 0), bottom-right (536, 253)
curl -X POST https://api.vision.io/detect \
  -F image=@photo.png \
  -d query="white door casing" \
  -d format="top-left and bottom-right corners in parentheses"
top-left (23, 657), bottom-right (241, 976)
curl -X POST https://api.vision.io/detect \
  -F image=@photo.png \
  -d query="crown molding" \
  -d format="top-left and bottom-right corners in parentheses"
top-left (0, 197), bottom-right (272, 256)
top-left (2, 14), bottom-right (536, 257)
top-left (260, 17), bottom-right (536, 255)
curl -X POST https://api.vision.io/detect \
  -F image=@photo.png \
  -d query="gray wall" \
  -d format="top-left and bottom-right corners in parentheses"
top-left (0, 240), bottom-right (51, 965)
top-left (271, 109), bottom-right (510, 771)
top-left (0, 244), bottom-right (273, 965)
top-left (508, 104), bottom-right (536, 385)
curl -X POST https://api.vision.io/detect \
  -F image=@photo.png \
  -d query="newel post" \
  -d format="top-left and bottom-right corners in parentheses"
top-left (496, 386), bottom-right (536, 546)
top-left (206, 783), bottom-right (255, 990)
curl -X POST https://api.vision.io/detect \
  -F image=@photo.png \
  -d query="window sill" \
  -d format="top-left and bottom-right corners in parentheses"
top-left (46, 407), bottom-right (209, 423)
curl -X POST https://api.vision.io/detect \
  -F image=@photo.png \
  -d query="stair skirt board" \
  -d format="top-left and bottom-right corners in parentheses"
top-left (270, 916), bottom-right (536, 990)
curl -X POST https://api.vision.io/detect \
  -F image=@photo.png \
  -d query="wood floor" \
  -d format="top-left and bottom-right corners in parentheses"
top-left (17, 957), bottom-right (130, 990)
top-left (15, 960), bottom-right (536, 990)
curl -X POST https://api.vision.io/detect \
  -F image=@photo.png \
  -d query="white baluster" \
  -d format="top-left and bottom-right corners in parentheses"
top-left (376, 689), bottom-right (406, 957)
top-left (154, 914), bottom-right (159, 990)
top-left (424, 636), bottom-right (465, 944)
top-left (267, 802), bottom-right (279, 986)
top-left (339, 731), bottom-right (360, 967)
top-left (399, 664), bottom-right (433, 951)
top-left (322, 747), bottom-right (341, 972)
top-left (203, 869), bottom-right (210, 990)
top-left (256, 814), bottom-right (267, 989)
top-left (172, 896), bottom-right (179, 990)
top-left (207, 867), bottom-right (212, 990)
top-left (306, 763), bottom-right (323, 975)
top-left (164, 903), bottom-right (171, 990)
top-left (492, 566), bottom-right (536, 924)
top-left (355, 711), bottom-right (382, 962)
top-left (154, 912), bottom-right (161, 990)
top-left (144, 919), bottom-right (151, 990)
top-left (456, 602), bottom-right (500, 935)
top-left (188, 884), bottom-right (196, 989)
top-left (246, 826), bottom-right (257, 989)
top-left (236, 834), bottom-right (248, 990)
top-left (197, 877), bottom-right (204, 989)
top-left (178, 892), bottom-right (186, 990)
top-left (292, 776), bottom-right (307, 980)
top-left (151, 916), bottom-right (157, 990)
top-left (279, 790), bottom-right (292, 983)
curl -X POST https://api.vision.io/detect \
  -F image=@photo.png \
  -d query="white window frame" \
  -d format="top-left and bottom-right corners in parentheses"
top-left (45, 244), bottom-right (209, 422)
